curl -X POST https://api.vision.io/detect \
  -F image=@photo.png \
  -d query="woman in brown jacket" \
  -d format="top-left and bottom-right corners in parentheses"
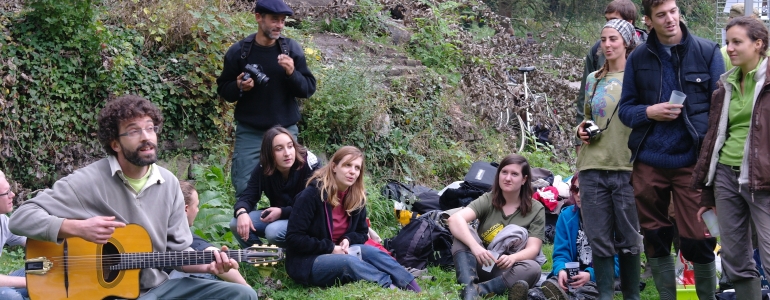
top-left (692, 16), bottom-right (770, 300)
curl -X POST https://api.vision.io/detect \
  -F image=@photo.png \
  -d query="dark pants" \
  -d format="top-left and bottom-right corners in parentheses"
top-left (632, 162), bottom-right (716, 263)
top-left (580, 169), bottom-right (642, 257)
top-left (714, 163), bottom-right (770, 283)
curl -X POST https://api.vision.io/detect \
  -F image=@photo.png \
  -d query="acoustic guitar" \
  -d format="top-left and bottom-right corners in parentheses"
top-left (24, 224), bottom-right (282, 300)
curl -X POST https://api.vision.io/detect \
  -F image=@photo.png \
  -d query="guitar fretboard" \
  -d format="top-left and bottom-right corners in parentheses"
top-left (110, 250), bottom-right (249, 270)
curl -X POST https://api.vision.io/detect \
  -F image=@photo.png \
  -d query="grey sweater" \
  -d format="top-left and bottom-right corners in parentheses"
top-left (9, 156), bottom-right (191, 290)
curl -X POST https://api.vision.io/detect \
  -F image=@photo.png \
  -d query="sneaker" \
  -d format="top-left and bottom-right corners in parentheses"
top-left (508, 280), bottom-right (529, 300)
top-left (541, 279), bottom-right (568, 300)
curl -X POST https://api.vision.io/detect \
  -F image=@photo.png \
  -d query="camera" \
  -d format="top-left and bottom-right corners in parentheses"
top-left (584, 120), bottom-right (602, 138)
top-left (243, 64), bottom-right (269, 86)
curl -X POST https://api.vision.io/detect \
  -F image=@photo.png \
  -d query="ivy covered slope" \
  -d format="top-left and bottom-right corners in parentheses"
top-left (0, 0), bottom-right (587, 196)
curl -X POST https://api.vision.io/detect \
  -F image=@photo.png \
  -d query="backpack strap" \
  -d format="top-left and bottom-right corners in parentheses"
top-left (240, 33), bottom-right (258, 60)
top-left (278, 37), bottom-right (290, 56)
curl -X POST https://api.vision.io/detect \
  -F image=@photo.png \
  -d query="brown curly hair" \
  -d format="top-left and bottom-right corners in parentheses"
top-left (97, 95), bottom-right (163, 156)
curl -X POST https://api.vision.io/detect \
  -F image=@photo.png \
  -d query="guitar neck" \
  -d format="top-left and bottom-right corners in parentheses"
top-left (111, 250), bottom-right (255, 271)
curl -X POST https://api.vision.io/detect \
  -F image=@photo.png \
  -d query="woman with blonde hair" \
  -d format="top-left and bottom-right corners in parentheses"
top-left (284, 146), bottom-right (420, 291)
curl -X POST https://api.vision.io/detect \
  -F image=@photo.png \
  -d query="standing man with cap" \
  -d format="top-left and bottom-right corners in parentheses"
top-left (217, 0), bottom-right (316, 199)
top-left (618, 0), bottom-right (724, 299)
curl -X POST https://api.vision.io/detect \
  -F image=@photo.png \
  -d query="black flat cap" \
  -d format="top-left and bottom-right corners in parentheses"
top-left (254, 0), bottom-right (294, 16)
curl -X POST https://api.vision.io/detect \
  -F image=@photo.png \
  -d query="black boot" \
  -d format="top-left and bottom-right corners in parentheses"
top-left (648, 256), bottom-right (676, 300)
top-left (477, 276), bottom-right (507, 297)
top-left (619, 254), bottom-right (641, 300)
top-left (453, 250), bottom-right (480, 300)
top-left (592, 256), bottom-right (615, 300)
top-left (527, 287), bottom-right (548, 300)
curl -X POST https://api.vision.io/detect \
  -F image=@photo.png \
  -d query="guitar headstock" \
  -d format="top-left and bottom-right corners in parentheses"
top-left (242, 245), bottom-right (284, 267)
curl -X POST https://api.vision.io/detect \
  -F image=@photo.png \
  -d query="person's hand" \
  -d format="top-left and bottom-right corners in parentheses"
top-left (339, 239), bottom-right (350, 252)
top-left (69, 216), bottom-right (126, 244)
top-left (236, 211), bottom-right (256, 242)
top-left (697, 206), bottom-right (716, 222)
top-left (646, 103), bottom-right (683, 121)
top-left (260, 207), bottom-right (281, 223)
top-left (332, 245), bottom-right (347, 254)
top-left (470, 245), bottom-right (495, 267)
top-left (237, 72), bottom-right (254, 91)
top-left (569, 271), bottom-right (591, 288)
top-left (577, 121), bottom-right (591, 144)
top-left (496, 253), bottom-right (518, 269)
top-left (206, 246), bottom-right (239, 275)
top-left (557, 269), bottom-right (569, 290)
top-left (277, 54), bottom-right (295, 76)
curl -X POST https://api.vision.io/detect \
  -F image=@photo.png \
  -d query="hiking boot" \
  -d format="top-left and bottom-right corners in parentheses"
top-left (508, 280), bottom-right (529, 300)
top-left (541, 279), bottom-right (568, 300)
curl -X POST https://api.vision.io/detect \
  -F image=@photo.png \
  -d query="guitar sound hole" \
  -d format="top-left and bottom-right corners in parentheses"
top-left (102, 242), bottom-right (120, 282)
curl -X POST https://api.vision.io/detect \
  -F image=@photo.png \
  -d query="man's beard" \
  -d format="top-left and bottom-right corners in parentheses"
top-left (122, 141), bottom-right (158, 167)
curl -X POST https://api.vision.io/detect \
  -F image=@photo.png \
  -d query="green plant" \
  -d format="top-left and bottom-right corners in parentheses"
top-left (191, 151), bottom-right (237, 247)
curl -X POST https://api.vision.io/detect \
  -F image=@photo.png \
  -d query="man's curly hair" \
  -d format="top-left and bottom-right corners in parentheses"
top-left (97, 95), bottom-right (163, 156)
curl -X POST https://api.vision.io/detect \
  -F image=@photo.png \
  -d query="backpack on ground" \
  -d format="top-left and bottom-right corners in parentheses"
top-left (385, 210), bottom-right (454, 270)
top-left (439, 181), bottom-right (486, 210)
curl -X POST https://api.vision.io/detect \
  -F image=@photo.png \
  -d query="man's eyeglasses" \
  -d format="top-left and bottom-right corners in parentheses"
top-left (0, 190), bottom-right (11, 198)
top-left (118, 126), bottom-right (160, 138)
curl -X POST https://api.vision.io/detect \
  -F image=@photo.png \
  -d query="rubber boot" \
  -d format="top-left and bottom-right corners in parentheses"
top-left (619, 254), bottom-right (641, 300)
top-left (733, 277), bottom-right (762, 300)
top-left (648, 256), bottom-right (676, 300)
top-left (693, 261), bottom-right (717, 300)
top-left (477, 276), bottom-right (508, 297)
top-left (453, 250), bottom-right (479, 300)
top-left (593, 256), bottom-right (616, 300)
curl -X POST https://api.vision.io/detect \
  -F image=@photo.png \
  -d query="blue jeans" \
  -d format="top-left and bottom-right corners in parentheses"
top-left (580, 170), bottom-right (642, 257)
top-left (229, 210), bottom-right (288, 248)
top-left (0, 269), bottom-right (27, 300)
top-left (308, 245), bottom-right (414, 288)
top-left (232, 122), bottom-right (298, 198)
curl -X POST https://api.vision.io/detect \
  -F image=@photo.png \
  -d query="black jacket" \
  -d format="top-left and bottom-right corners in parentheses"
top-left (216, 35), bottom-right (316, 129)
top-left (284, 182), bottom-right (369, 285)
top-left (232, 158), bottom-right (314, 219)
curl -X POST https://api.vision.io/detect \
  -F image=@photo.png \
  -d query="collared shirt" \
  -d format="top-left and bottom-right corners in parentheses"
top-left (107, 156), bottom-right (165, 195)
top-left (720, 60), bottom-right (762, 166)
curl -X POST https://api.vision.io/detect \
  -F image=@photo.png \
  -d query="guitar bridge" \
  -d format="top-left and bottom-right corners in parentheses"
top-left (25, 257), bottom-right (53, 275)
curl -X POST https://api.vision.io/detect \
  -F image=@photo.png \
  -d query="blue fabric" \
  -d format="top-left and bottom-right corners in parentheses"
top-left (551, 207), bottom-right (619, 282)
top-left (229, 211), bottom-right (288, 248)
top-left (618, 22), bottom-right (723, 165)
top-left (0, 269), bottom-right (27, 300)
top-left (308, 244), bottom-right (413, 288)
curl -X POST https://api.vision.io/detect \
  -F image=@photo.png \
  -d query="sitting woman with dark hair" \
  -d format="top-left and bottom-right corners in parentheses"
top-left (230, 125), bottom-right (317, 248)
top-left (447, 154), bottom-right (545, 300)
top-left (284, 146), bottom-right (420, 291)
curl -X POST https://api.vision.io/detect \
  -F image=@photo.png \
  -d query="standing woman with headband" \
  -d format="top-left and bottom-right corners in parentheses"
top-left (575, 19), bottom-right (642, 300)
top-left (693, 16), bottom-right (770, 300)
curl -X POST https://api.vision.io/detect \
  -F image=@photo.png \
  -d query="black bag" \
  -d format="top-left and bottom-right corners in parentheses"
top-left (439, 181), bottom-right (486, 210)
top-left (463, 161), bottom-right (498, 191)
top-left (386, 210), bottom-right (454, 269)
top-left (381, 180), bottom-right (441, 214)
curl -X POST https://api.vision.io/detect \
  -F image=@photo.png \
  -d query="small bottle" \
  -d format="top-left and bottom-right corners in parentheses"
top-left (702, 210), bottom-right (720, 238)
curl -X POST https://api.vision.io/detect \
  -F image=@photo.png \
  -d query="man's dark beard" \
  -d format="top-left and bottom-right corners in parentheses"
top-left (122, 141), bottom-right (158, 167)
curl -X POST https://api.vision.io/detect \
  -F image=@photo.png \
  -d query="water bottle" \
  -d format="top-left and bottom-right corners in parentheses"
top-left (702, 209), bottom-right (720, 238)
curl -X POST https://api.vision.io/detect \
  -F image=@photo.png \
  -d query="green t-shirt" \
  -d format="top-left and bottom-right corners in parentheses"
top-left (576, 71), bottom-right (633, 171)
top-left (125, 164), bottom-right (153, 193)
top-left (719, 60), bottom-right (762, 166)
top-left (468, 192), bottom-right (546, 245)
